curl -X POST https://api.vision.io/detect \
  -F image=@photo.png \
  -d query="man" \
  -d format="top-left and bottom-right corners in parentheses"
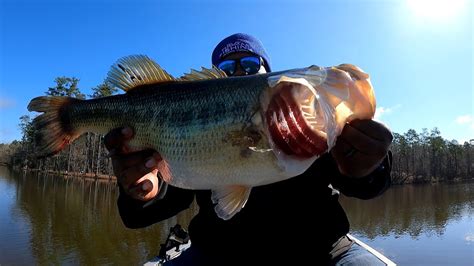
top-left (105, 33), bottom-right (393, 265)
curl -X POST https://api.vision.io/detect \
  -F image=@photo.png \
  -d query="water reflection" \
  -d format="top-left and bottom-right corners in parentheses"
top-left (0, 167), bottom-right (197, 265)
top-left (1, 166), bottom-right (473, 265)
top-left (340, 182), bottom-right (474, 239)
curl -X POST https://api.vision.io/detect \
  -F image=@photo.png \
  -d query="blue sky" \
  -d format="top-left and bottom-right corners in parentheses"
top-left (0, 0), bottom-right (472, 143)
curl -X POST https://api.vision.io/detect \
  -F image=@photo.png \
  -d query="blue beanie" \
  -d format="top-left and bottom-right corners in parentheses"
top-left (212, 33), bottom-right (271, 72)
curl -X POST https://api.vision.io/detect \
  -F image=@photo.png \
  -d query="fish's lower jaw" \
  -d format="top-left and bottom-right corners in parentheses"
top-left (264, 81), bottom-right (328, 160)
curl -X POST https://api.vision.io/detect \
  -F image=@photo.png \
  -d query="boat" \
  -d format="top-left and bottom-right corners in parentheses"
top-left (144, 224), bottom-right (191, 266)
top-left (347, 234), bottom-right (396, 265)
top-left (144, 226), bottom-right (396, 265)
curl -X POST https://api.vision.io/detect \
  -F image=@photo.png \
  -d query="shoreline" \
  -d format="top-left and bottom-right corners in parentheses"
top-left (3, 165), bottom-right (473, 186)
top-left (9, 167), bottom-right (117, 181)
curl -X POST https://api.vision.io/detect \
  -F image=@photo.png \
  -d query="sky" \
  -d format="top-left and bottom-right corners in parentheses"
top-left (0, 0), bottom-right (472, 144)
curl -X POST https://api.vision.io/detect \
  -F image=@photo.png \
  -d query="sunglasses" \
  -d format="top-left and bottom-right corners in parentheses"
top-left (217, 56), bottom-right (263, 76)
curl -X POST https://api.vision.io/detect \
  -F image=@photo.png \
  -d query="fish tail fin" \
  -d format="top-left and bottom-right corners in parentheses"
top-left (27, 96), bottom-right (81, 158)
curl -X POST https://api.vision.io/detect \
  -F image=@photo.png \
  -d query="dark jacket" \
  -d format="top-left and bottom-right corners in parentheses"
top-left (117, 152), bottom-right (392, 264)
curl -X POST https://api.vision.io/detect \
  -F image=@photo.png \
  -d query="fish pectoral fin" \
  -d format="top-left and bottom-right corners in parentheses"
top-left (211, 186), bottom-right (252, 220)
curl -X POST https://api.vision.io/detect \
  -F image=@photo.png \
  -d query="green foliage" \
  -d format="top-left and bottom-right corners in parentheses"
top-left (90, 81), bottom-right (118, 99)
top-left (2, 76), bottom-right (94, 171)
top-left (19, 115), bottom-right (35, 143)
top-left (391, 127), bottom-right (473, 184)
top-left (46, 77), bottom-right (85, 99)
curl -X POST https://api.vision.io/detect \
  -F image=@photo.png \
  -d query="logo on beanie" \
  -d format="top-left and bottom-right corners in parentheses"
top-left (219, 41), bottom-right (254, 59)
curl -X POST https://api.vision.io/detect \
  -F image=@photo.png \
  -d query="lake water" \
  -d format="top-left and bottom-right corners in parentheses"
top-left (0, 166), bottom-right (473, 265)
top-left (340, 181), bottom-right (474, 265)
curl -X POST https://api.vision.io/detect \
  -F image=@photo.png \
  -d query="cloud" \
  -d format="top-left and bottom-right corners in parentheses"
top-left (455, 115), bottom-right (473, 125)
top-left (465, 233), bottom-right (474, 243)
top-left (0, 98), bottom-right (15, 109)
top-left (374, 104), bottom-right (401, 120)
top-left (455, 115), bottom-right (474, 130)
top-left (374, 107), bottom-right (392, 120)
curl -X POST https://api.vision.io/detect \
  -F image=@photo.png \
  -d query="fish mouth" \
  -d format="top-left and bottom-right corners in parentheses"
top-left (264, 81), bottom-right (328, 158)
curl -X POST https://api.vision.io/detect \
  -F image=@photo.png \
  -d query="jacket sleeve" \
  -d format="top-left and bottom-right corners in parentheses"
top-left (329, 151), bottom-right (393, 200)
top-left (117, 185), bottom-right (195, 229)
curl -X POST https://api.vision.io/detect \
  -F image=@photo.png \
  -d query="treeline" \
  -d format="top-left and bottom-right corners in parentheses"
top-left (391, 129), bottom-right (473, 184)
top-left (0, 77), bottom-right (118, 178)
top-left (0, 77), bottom-right (473, 183)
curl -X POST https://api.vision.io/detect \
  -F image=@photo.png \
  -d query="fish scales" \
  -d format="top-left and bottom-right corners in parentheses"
top-left (28, 55), bottom-right (376, 219)
top-left (66, 75), bottom-right (278, 188)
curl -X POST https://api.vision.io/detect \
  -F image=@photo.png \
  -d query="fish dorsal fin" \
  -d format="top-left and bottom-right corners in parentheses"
top-left (211, 185), bottom-right (251, 220)
top-left (178, 66), bottom-right (227, 81)
top-left (107, 55), bottom-right (175, 92)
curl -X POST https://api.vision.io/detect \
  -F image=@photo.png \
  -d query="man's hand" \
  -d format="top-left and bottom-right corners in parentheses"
top-left (104, 127), bottom-right (162, 201)
top-left (331, 119), bottom-right (393, 177)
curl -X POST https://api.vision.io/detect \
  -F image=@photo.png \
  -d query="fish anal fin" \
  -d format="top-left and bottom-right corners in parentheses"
top-left (211, 186), bottom-right (251, 220)
top-left (107, 55), bottom-right (175, 92)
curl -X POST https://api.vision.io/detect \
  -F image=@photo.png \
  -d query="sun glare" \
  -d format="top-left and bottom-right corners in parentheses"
top-left (407, 0), bottom-right (467, 20)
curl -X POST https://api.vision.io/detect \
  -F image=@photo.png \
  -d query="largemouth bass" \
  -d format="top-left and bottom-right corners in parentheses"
top-left (28, 55), bottom-right (375, 220)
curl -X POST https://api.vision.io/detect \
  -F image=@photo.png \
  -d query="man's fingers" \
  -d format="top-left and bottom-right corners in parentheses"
top-left (331, 144), bottom-right (383, 177)
top-left (331, 120), bottom-right (392, 177)
top-left (348, 119), bottom-right (393, 143)
top-left (111, 149), bottom-right (157, 169)
top-left (129, 179), bottom-right (154, 194)
top-left (339, 124), bottom-right (388, 156)
top-left (117, 153), bottom-right (160, 189)
top-left (103, 127), bottom-right (134, 152)
top-left (331, 137), bottom-right (353, 159)
top-left (128, 171), bottom-right (160, 201)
